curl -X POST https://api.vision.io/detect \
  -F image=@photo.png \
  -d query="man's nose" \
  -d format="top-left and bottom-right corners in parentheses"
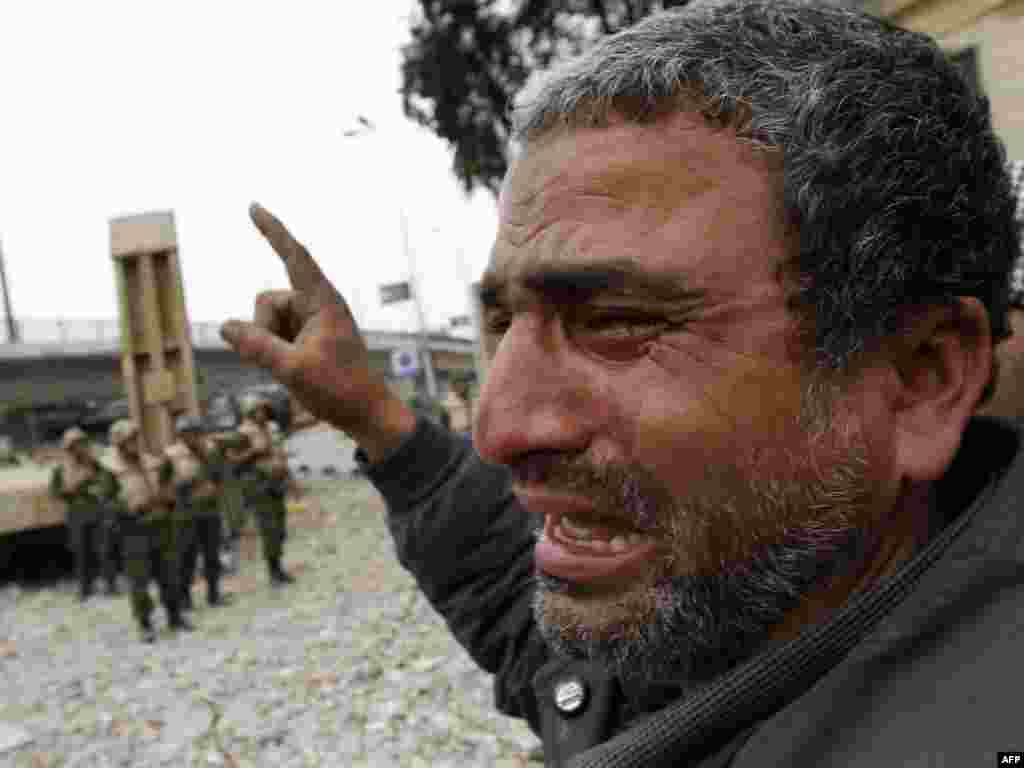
top-left (473, 316), bottom-right (592, 466)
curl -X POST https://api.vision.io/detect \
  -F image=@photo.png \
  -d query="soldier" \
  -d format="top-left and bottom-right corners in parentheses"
top-left (166, 414), bottom-right (234, 609)
top-left (234, 394), bottom-right (295, 586)
top-left (97, 472), bottom-right (123, 597)
top-left (217, 430), bottom-right (251, 575)
top-left (0, 435), bottom-right (17, 466)
top-left (441, 379), bottom-right (473, 436)
top-left (107, 419), bottom-right (193, 643)
top-left (50, 427), bottom-right (119, 601)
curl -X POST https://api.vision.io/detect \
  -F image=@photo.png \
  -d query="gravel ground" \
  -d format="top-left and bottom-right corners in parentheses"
top-left (0, 478), bottom-right (543, 767)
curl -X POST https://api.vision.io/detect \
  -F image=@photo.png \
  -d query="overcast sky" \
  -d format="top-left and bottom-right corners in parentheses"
top-left (0, 1), bottom-right (500, 337)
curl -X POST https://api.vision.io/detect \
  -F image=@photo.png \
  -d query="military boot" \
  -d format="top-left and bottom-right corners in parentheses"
top-left (221, 536), bottom-right (240, 575)
top-left (180, 589), bottom-right (194, 612)
top-left (207, 582), bottom-right (234, 607)
top-left (168, 609), bottom-right (195, 633)
top-left (139, 619), bottom-right (157, 644)
top-left (268, 559), bottom-right (295, 587)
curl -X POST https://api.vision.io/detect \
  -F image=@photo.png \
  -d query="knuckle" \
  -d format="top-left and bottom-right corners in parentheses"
top-left (307, 346), bottom-right (331, 373)
top-left (281, 291), bottom-right (304, 312)
top-left (277, 353), bottom-right (302, 382)
top-left (235, 335), bottom-right (259, 362)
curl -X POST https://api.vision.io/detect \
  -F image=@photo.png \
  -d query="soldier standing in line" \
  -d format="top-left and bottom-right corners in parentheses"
top-left (216, 430), bottom-right (251, 575)
top-left (50, 427), bottom-right (119, 601)
top-left (234, 395), bottom-right (295, 587)
top-left (166, 415), bottom-right (234, 609)
top-left (97, 471), bottom-right (123, 597)
top-left (441, 376), bottom-right (474, 437)
top-left (107, 419), bottom-right (193, 643)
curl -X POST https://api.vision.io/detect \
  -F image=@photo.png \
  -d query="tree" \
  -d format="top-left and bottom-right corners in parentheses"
top-left (400, 1), bottom-right (693, 196)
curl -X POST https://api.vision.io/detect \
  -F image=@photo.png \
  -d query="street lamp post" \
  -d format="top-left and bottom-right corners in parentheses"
top-left (399, 206), bottom-right (439, 400)
top-left (343, 116), bottom-right (439, 401)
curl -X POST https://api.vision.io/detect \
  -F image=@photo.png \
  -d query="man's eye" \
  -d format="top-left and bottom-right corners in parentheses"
top-left (483, 313), bottom-right (512, 336)
top-left (577, 313), bottom-right (666, 336)
top-left (568, 312), bottom-right (669, 362)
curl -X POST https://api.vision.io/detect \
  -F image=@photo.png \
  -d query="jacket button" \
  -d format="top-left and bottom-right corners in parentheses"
top-left (554, 677), bottom-right (588, 715)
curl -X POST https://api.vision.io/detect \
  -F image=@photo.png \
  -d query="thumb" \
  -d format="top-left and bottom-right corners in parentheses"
top-left (220, 320), bottom-right (300, 383)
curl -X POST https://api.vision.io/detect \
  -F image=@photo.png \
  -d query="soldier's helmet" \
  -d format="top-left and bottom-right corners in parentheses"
top-left (109, 419), bottom-right (139, 447)
top-left (240, 394), bottom-right (271, 417)
top-left (174, 414), bottom-right (205, 435)
top-left (61, 426), bottom-right (89, 450)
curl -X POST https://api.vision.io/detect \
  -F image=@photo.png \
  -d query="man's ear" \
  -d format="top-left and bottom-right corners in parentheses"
top-left (888, 298), bottom-right (992, 483)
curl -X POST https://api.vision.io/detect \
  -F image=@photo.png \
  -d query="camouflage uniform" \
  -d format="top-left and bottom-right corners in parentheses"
top-left (107, 420), bottom-right (192, 642)
top-left (216, 431), bottom-right (251, 574)
top-left (236, 396), bottom-right (294, 586)
top-left (96, 468), bottom-right (124, 594)
top-left (50, 427), bottom-right (119, 600)
top-left (165, 416), bottom-right (232, 608)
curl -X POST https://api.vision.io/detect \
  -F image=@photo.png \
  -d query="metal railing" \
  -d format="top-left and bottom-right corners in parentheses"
top-left (0, 317), bottom-right (478, 365)
top-left (0, 317), bottom-right (225, 347)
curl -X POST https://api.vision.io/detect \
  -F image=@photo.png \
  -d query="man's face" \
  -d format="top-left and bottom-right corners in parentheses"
top-left (474, 114), bottom-right (898, 683)
top-left (69, 441), bottom-right (91, 462)
top-left (120, 433), bottom-right (140, 459)
top-left (182, 432), bottom-right (203, 452)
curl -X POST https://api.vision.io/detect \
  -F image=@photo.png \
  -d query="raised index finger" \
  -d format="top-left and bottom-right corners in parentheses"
top-left (249, 202), bottom-right (338, 301)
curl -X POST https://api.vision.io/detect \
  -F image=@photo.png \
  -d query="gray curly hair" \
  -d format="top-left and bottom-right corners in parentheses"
top-left (512, 0), bottom-right (1020, 375)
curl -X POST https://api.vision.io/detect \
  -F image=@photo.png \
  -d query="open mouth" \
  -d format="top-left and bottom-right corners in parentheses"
top-left (535, 511), bottom-right (661, 585)
top-left (547, 512), bottom-right (656, 554)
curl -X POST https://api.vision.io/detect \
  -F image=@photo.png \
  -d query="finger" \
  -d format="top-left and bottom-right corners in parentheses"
top-left (253, 289), bottom-right (296, 338)
top-left (253, 291), bottom-right (283, 337)
top-left (220, 320), bottom-right (300, 384)
top-left (249, 203), bottom-right (339, 303)
top-left (256, 289), bottom-right (329, 343)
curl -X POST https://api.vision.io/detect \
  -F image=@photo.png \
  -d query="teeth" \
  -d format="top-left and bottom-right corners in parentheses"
top-left (553, 522), bottom-right (610, 554)
top-left (550, 516), bottom-right (655, 554)
top-left (561, 516), bottom-right (595, 540)
top-left (556, 523), bottom-right (592, 547)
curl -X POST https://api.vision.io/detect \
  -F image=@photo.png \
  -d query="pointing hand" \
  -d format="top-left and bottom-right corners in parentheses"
top-left (220, 204), bottom-right (415, 461)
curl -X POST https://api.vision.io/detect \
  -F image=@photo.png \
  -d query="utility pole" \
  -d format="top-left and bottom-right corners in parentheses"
top-left (400, 210), bottom-right (439, 400)
top-left (0, 238), bottom-right (19, 343)
top-left (344, 114), bottom-right (439, 400)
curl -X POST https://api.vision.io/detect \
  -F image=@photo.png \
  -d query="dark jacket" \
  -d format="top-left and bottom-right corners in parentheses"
top-left (361, 416), bottom-right (1024, 767)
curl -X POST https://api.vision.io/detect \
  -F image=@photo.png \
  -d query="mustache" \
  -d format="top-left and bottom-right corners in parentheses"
top-left (509, 452), bottom-right (663, 531)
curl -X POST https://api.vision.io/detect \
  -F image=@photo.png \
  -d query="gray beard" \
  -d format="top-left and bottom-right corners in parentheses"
top-left (530, 414), bottom-right (880, 687)
top-left (533, 523), bottom-right (869, 686)
top-left (526, 374), bottom-right (886, 687)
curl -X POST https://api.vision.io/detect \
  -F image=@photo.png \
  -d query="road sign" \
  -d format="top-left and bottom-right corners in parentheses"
top-left (391, 345), bottom-right (420, 378)
top-left (380, 281), bottom-right (411, 305)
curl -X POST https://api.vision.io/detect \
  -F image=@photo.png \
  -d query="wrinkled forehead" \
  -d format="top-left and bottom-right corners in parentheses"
top-left (489, 115), bottom-right (789, 300)
top-left (498, 119), bottom-right (721, 236)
